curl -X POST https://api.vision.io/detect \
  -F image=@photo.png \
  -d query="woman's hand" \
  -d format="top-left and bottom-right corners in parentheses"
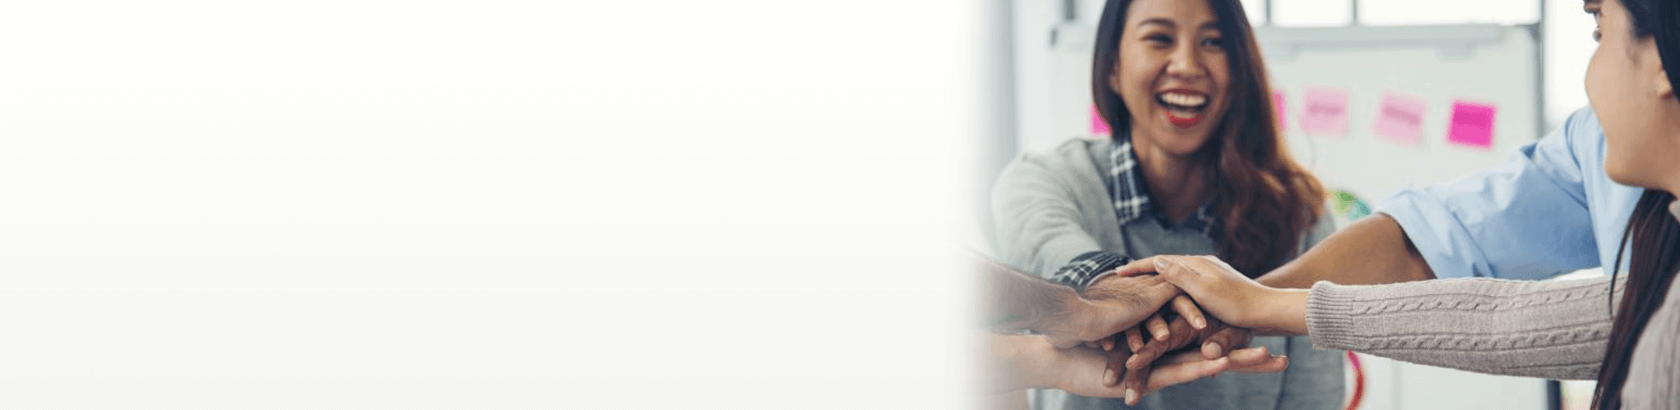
top-left (1116, 255), bottom-right (1309, 335)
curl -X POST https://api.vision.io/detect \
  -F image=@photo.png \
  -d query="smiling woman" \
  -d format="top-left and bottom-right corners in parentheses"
top-left (1090, 0), bottom-right (1325, 279)
top-left (990, 0), bottom-right (1341, 408)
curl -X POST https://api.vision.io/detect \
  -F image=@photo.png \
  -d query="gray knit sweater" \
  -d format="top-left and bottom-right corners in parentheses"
top-left (1306, 275), bottom-right (1621, 379)
top-left (1306, 202), bottom-right (1680, 407)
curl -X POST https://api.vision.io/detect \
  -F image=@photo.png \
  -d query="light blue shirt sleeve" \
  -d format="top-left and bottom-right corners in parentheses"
top-left (1378, 109), bottom-right (1604, 280)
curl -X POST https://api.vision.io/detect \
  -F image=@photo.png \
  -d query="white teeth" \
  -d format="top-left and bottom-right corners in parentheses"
top-left (1157, 92), bottom-right (1207, 107)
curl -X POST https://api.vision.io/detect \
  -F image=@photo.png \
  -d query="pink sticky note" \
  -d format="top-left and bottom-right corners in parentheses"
top-left (1373, 92), bottom-right (1427, 146)
top-left (1447, 100), bottom-right (1497, 150)
top-left (1300, 87), bottom-right (1349, 138)
top-left (1090, 105), bottom-right (1111, 137)
top-left (1272, 91), bottom-right (1288, 131)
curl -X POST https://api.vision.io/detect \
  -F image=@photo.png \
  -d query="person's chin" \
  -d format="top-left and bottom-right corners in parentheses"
top-left (1160, 134), bottom-right (1213, 156)
top-left (1602, 160), bottom-right (1647, 188)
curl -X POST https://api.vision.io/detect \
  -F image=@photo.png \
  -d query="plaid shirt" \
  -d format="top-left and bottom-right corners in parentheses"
top-left (1047, 135), bottom-right (1216, 289)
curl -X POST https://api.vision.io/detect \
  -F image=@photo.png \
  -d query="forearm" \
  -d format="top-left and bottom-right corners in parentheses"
top-left (980, 256), bottom-right (1084, 333)
top-left (983, 334), bottom-right (1060, 392)
top-left (1258, 214), bottom-right (1435, 289)
top-left (1304, 276), bottom-right (1619, 380)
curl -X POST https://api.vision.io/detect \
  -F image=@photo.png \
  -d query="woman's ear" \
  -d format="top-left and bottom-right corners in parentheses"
top-left (1657, 67), bottom-right (1674, 99)
top-left (1643, 41), bottom-right (1673, 99)
top-left (1109, 68), bottom-right (1124, 94)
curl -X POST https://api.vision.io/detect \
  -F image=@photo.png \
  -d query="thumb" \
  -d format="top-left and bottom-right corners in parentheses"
top-left (1047, 335), bottom-right (1082, 349)
top-left (1144, 356), bottom-right (1229, 393)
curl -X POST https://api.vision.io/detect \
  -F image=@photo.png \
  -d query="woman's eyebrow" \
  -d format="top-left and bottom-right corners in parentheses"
top-left (1136, 18), bottom-right (1176, 30)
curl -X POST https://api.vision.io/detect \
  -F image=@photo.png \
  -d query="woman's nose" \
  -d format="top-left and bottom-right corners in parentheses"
top-left (1166, 43), bottom-right (1204, 79)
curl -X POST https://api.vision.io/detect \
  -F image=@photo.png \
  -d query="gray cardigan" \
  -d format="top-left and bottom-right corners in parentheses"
top-left (1306, 200), bottom-right (1680, 408)
top-left (993, 139), bottom-right (1344, 410)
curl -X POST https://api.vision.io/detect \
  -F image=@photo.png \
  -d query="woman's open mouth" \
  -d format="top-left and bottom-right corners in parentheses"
top-left (1156, 90), bottom-right (1209, 128)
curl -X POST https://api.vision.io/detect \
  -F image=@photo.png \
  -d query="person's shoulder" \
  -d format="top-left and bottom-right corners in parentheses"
top-left (1042, 137), bottom-right (1110, 161)
top-left (1007, 138), bottom-right (1111, 176)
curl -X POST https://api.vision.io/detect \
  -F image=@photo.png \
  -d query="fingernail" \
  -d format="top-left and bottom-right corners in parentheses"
top-left (1156, 331), bottom-right (1169, 341)
top-left (1125, 389), bottom-right (1138, 405)
top-left (1104, 369), bottom-right (1117, 385)
top-left (1193, 318), bottom-right (1207, 329)
top-left (1125, 355), bottom-right (1138, 368)
top-left (1205, 343), bottom-right (1223, 358)
top-left (1154, 258), bottom-right (1172, 268)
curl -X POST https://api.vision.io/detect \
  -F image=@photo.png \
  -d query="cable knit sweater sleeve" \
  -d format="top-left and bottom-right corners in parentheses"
top-left (1305, 275), bottom-right (1623, 380)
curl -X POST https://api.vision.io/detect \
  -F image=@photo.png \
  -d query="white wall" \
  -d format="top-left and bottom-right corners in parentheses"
top-left (0, 1), bottom-right (986, 409)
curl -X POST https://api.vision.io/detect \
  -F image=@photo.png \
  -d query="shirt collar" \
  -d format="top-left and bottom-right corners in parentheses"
top-left (1109, 133), bottom-right (1216, 233)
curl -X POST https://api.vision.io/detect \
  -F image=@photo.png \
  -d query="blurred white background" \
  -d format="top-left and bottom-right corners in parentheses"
top-left (0, 1), bottom-right (982, 408)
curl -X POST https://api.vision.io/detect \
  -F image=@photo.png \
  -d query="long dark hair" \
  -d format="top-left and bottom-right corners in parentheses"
top-left (1089, 0), bottom-right (1325, 276)
top-left (1591, 0), bottom-right (1680, 408)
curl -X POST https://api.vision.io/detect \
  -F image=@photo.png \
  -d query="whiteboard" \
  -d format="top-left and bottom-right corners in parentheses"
top-left (1261, 24), bottom-right (1541, 205)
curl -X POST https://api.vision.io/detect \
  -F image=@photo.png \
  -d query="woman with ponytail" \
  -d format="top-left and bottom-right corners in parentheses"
top-left (1114, 0), bottom-right (1680, 407)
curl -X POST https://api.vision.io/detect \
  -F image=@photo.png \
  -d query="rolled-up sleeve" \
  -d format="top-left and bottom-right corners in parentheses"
top-left (1378, 110), bottom-right (1600, 280)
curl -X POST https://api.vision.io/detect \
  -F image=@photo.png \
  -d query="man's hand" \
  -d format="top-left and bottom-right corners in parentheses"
top-left (1122, 346), bottom-right (1290, 404)
top-left (1047, 342), bottom-right (1287, 402)
top-left (1112, 315), bottom-right (1252, 398)
top-left (1039, 273), bottom-right (1181, 349)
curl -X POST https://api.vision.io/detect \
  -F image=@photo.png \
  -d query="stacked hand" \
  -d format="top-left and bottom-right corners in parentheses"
top-left (1026, 337), bottom-right (1288, 400)
top-left (1117, 255), bottom-right (1311, 335)
top-left (1025, 266), bottom-right (1292, 404)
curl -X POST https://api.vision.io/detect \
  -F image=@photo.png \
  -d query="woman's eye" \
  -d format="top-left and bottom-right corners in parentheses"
top-left (1146, 35), bottom-right (1172, 44)
top-left (1201, 38), bottom-right (1224, 48)
top-left (1593, 28), bottom-right (1602, 42)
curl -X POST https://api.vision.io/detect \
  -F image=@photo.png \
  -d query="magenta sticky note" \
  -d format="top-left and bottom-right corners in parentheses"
top-left (1090, 105), bottom-right (1111, 137)
top-left (1373, 92), bottom-right (1427, 146)
top-left (1300, 87), bottom-right (1349, 138)
top-left (1272, 91), bottom-right (1288, 131)
top-left (1447, 100), bottom-right (1497, 150)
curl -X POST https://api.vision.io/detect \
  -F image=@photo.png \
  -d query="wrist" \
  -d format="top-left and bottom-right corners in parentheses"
top-left (1066, 290), bottom-right (1100, 326)
top-left (1260, 288), bottom-right (1311, 335)
top-left (1085, 271), bottom-right (1119, 288)
top-left (1018, 336), bottom-right (1064, 390)
top-left (1044, 285), bottom-right (1095, 332)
